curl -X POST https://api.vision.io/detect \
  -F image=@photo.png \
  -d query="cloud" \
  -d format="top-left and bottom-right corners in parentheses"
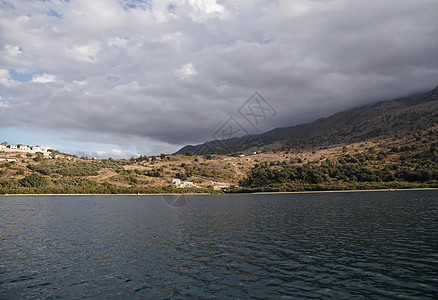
top-left (31, 73), bottom-right (56, 83)
top-left (69, 44), bottom-right (102, 63)
top-left (186, 0), bottom-right (226, 22)
top-left (75, 148), bottom-right (140, 160)
top-left (177, 63), bottom-right (198, 79)
top-left (1, 0), bottom-right (438, 157)
top-left (3, 44), bottom-right (21, 57)
top-left (0, 95), bottom-right (8, 108)
top-left (0, 69), bottom-right (12, 86)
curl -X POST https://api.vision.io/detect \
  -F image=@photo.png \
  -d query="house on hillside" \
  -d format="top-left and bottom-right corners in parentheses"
top-left (19, 145), bottom-right (30, 151)
top-left (9, 145), bottom-right (17, 150)
top-left (32, 146), bottom-right (42, 152)
top-left (212, 181), bottom-right (231, 190)
top-left (180, 181), bottom-right (194, 187)
top-left (0, 144), bottom-right (6, 150)
top-left (170, 178), bottom-right (195, 188)
top-left (171, 178), bottom-right (181, 186)
top-left (0, 157), bottom-right (17, 162)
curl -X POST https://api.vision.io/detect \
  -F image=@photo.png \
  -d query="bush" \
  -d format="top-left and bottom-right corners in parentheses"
top-left (19, 173), bottom-right (48, 188)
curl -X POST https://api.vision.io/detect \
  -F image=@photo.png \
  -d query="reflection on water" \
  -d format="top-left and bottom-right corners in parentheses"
top-left (1, 191), bottom-right (437, 298)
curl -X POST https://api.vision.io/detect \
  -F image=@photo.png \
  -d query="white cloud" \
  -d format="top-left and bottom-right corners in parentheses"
top-left (0, 96), bottom-right (9, 108)
top-left (107, 37), bottom-right (128, 48)
top-left (0, 69), bottom-right (18, 86)
top-left (177, 63), bottom-right (198, 79)
top-left (186, 0), bottom-right (226, 22)
top-left (88, 148), bottom-right (140, 159)
top-left (3, 44), bottom-right (22, 57)
top-left (69, 43), bottom-right (101, 63)
top-left (73, 80), bottom-right (88, 86)
top-left (0, 69), bottom-right (11, 85)
top-left (31, 73), bottom-right (56, 83)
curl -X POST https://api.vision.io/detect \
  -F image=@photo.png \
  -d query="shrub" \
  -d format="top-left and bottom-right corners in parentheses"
top-left (19, 173), bottom-right (48, 188)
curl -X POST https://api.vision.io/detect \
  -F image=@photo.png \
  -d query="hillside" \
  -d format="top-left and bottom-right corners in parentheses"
top-left (1, 125), bottom-right (437, 194)
top-left (176, 85), bottom-right (438, 155)
top-left (1, 86), bottom-right (438, 194)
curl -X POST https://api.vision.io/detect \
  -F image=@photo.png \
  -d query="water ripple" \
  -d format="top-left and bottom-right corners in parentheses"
top-left (1, 191), bottom-right (437, 298)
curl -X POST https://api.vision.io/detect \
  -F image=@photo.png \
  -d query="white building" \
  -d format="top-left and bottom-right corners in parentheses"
top-left (0, 145), bottom-right (6, 150)
top-left (32, 146), bottom-right (42, 152)
top-left (212, 181), bottom-right (230, 190)
top-left (171, 178), bottom-right (181, 186)
top-left (0, 157), bottom-right (17, 162)
top-left (171, 178), bottom-right (195, 188)
top-left (19, 145), bottom-right (30, 151)
top-left (9, 145), bottom-right (17, 150)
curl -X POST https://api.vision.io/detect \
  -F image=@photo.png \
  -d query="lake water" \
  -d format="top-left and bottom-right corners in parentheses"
top-left (1, 191), bottom-right (437, 299)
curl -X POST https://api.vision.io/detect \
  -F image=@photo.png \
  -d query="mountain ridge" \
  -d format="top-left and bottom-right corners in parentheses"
top-left (175, 85), bottom-right (438, 155)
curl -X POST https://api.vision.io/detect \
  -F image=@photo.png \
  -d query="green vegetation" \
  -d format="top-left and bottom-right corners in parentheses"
top-left (19, 173), bottom-right (48, 188)
top-left (26, 159), bottom-right (133, 176)
top-left (0, 176), bottom-right (215, 195)
top-left (27, 161), bottom-right (100, 176)
top-left (240, 149), bottom-right (438, 192)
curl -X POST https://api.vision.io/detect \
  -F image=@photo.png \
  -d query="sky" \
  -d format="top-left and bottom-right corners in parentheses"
top-left (1, 0), bottom-right (438, 158)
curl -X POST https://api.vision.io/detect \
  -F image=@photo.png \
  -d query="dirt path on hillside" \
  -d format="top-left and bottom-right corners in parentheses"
top-left (91, 169), bottom-right (117, 182)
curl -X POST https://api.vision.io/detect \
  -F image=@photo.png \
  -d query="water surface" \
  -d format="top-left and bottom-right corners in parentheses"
top-left (1, 191), bottom-right (437, 298)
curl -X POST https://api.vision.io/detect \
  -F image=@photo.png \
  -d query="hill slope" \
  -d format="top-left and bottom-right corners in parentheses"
top-left (176, 85), bottom-right (438, 155)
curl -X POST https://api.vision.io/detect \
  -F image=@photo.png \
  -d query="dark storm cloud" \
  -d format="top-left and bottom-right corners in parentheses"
top-left (1, 0), bottom-right (438, 156)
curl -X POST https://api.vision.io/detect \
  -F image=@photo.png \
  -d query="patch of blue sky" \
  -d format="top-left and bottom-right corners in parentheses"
top-left (168, 3), bottom-right (176, 13)
top-left (47, 8), bottom-right (62, 19)
top-left (0, 92), bottom-right (10, 99)
top-left (9, 69), bottom-right (45, 82)
top-left (123, 0), bottom-right (151, 10)
top-left (1, 1), bottom-right (15, 10)
top-left (0, 126), bottom-right (123, 155)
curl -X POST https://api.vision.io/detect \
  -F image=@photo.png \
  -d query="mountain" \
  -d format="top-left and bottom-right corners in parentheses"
top-left (175, 123), bottom-right (306, 155)
top-left (175, 85), bottom-right (438, 155)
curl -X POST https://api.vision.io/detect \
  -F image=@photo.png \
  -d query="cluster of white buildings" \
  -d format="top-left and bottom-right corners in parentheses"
top-left (0, 143), bottom-right (51, 156)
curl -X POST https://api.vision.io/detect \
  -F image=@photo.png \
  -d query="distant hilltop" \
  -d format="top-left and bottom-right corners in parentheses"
top-left (0, 142), bottom-right (52, 157)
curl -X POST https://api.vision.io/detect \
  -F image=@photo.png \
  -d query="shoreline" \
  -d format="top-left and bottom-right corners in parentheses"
top-left (0, 193), bottom-right (212, 197)
top-left (1, 187), bottom-right (438, 197)
top-left (252, 187), bottom-right (438, 195)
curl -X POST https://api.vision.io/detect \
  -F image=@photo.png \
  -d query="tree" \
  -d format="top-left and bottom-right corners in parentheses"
top-left (176, 172), bottom-right (188, 181)
top-left (19, 173), bottom-right (48, 188)
top-left (33, 153), bottom-right (43, 162)
top-left (185, 151), bottom-right (194, 156)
